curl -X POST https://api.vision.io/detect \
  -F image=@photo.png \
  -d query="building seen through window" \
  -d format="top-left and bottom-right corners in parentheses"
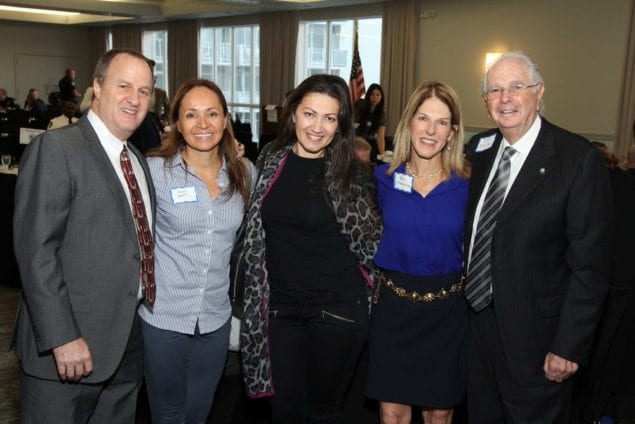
top-left (200, 25), bottom-right (260, 143)
top-left (142, 30), bottom-right (169, 93)
top-left (296, 18), bottom-right (382, 90)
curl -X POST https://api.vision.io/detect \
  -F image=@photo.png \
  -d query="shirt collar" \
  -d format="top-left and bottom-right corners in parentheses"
top-left (501, 115), bottom-right (542, 157)
top-left (167, 148), bottom-right (228, 176)
top-left (87, 109), bottom-right (128, 152)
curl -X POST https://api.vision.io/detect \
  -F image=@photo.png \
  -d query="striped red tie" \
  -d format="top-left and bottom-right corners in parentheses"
top-left (120, 146), bottom-right (155, 307)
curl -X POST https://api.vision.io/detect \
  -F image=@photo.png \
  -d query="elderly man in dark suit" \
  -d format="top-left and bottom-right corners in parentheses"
top-left (464, 51), bottom-right (612, 423)
top-left (13, 48), bottom-right (156, 423)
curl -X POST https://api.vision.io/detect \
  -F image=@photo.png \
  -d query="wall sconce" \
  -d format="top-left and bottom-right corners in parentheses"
top-left (485, 52), bottom-right (504, 71)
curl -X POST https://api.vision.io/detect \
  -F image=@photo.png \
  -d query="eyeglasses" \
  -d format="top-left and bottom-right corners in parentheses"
top-left (483, 83), bottom-right (542, 99)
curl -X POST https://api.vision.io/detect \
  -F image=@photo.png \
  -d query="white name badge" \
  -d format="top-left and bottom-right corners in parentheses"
top-left (393, 172), bottom-right (413, 193)
top-left (476, 134), bottom-right (496, 152)
top-left (171, 186), bottom-right (198, 204)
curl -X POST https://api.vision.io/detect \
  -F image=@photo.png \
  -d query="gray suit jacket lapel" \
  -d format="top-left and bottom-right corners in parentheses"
top-left (76, 117), bottom-right (139, 244)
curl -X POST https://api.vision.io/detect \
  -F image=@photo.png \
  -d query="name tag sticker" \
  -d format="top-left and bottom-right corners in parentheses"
top-left (171, 186), bottom-right (197, 204)
top-left (476, 135), bottom-right (496, 152)
top-left (394, 172), bottom-right (413, 193)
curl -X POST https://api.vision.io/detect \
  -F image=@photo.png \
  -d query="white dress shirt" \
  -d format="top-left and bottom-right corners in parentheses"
top-left (87, 110), bottom-right (153, 299)
top-left (86, 110), bottom-right (153, 229)
top-left (468, 116), bottom-right (542, 264)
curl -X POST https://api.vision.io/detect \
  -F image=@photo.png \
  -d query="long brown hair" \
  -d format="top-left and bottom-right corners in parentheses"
top-left (147, 78), bottom-right (251, 206)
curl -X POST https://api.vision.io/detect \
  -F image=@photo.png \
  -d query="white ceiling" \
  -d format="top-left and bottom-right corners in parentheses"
top-left (0, 0), bottom-right (384, 26)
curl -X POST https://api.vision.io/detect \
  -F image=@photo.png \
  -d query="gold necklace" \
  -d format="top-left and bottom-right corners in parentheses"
top-left (406, 162), bottom-right (442, 180)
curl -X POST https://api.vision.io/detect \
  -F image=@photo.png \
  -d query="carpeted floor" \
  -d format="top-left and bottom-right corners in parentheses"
top-left (0, 286), bottom-right (20, 424)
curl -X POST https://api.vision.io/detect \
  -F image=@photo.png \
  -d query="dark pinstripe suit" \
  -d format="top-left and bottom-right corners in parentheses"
top-left (464, 118), bottom-right (612, 422)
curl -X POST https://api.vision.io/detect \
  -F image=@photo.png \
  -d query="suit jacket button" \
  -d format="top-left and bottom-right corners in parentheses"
top-left (129, 290), bottom-right (137, 298)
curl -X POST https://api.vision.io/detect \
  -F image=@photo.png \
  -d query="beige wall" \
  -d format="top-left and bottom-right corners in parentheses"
top-left (0, 0), bottom-right (632, 144)
top-left (0, 21), bottom-right (91, 103)
top-left (416, 0), bottom-right (631, 142)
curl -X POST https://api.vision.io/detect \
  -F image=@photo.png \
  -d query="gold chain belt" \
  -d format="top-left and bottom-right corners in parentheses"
top-left (382, 276), bottom-right (464, 303)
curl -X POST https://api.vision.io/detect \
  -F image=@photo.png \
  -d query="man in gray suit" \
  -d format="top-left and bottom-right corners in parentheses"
top-left (13, 48), bottom-right (155, 423)
top-left (464, 51), bottom-right (612, 422)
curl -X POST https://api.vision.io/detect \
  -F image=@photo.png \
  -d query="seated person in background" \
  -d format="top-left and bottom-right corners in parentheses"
top-left (0, 88), bottom-right (18, 111)
top-left (79, 87), bottom-right (94, 114)
top-left (354, 83), bottom-right (386, 162)
top-left (46, 92), bottom-right (62, 115)
top-left (354, 136), bottom-right (372, 164)
top-left (47, 100), bottom-right (78, 130)
top-left (24, 88), bottom-right (48, 119)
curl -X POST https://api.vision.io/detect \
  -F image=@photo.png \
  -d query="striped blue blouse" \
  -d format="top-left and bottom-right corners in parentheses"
top-left (138, 152), bottom-right (251, 335)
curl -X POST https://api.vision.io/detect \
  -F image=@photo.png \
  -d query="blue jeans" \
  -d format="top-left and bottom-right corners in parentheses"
top-left (140, 318), bottom-right (230, 424)
top-left (268, 296), bottom-right (369, 424)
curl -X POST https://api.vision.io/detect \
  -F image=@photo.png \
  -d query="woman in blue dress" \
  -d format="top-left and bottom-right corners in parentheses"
top-left (367, 81), bottom-right (470, 424)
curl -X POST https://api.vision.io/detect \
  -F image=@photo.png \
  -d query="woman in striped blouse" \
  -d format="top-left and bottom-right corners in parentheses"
top-left (138, 79), bottom-right (253, 423)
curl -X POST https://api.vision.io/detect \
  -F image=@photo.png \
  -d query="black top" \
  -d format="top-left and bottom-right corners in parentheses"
top-left (262, 150), bottom-right (363, 303)
top-left (58, 76), bottom-right (76, 103)
top-left (354, 100), bottom-right (386, 162)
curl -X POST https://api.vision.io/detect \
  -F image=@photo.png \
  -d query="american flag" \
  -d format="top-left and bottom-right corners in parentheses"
top-left (349, 30), bottom-right (366, 102)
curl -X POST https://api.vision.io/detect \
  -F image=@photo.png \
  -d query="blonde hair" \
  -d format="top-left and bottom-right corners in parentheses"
top-left (387, 81), bottom-right (469, 179)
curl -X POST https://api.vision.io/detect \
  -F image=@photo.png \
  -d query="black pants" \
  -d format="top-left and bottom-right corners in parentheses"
top-left (467, 305), bottom-right (574, 423)
top-left (268, 297), bottom-right (369, 424)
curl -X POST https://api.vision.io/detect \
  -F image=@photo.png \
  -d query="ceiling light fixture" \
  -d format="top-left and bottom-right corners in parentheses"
top-left (485, 52), bottom-right (504, 71)
top-left (275, 0), bottom-right (323, 3)
top-left (0, 5), bottom-right (79, 16)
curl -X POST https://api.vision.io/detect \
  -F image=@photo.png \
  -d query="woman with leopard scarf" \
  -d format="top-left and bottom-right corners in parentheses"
top-left (239, 74), bottom-right (382, 423)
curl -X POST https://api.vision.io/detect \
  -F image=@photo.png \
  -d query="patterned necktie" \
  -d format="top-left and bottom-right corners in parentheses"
top-left (465, 146), bottom-right (516, 312)
top-left (120, 146), bottom-right (155, 307)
